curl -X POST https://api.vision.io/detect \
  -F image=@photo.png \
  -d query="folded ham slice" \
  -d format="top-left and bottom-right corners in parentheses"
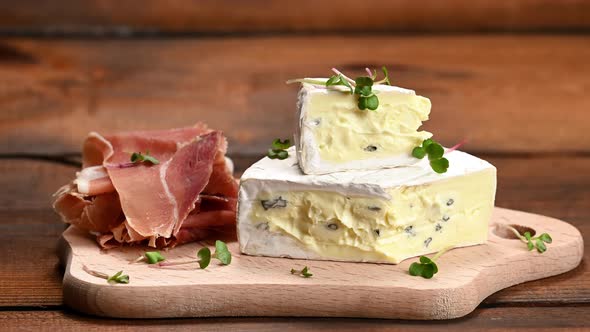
top-left (53, 123), bottom-right (238, 248)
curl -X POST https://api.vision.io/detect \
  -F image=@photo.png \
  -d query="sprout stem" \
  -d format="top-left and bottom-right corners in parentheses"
top-left (446, 139), bottom-right (467, 153)
top-left (83, 265), bottom-right (109, 280)
top-left (432, 246), bottom-right (453, 261)
top-left (331, 68), bottom-right (355, 85)
top-left (286, 78), bottom-right (328, 85)
top-left (151, 259), bottom-right (199, 268)
top-left (504, 225), bottom-right (528, 244)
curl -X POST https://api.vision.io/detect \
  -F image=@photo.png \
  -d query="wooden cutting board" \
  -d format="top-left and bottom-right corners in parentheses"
top-left (58, 207), bottom-right (583, 320)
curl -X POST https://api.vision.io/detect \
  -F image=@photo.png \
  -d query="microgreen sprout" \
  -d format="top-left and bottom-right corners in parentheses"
top-left (408, 246), bottom-right (452, 279)
top-left (153, 240), bottom-right (232, 269)
top-left (130, 251), bottom-right (166, 264)
top-left (287, 66), bottom-right (391, 111)
top-left (412, 138), bottom-right (466, 174)
top-left (412, 138), bottom-right (449, 173)
top-left (268, 138), bottom-right (292, 160)
top-left (145, 251), bottom-right (165, 264)
top-left (505, 225), bottom-right (553, 253)
top-left (291, 266), bottom-right (313, 278)
top-left (83, 265), bottom-right (129, 284)
top-left (130, 150), bottom-right (159, 165)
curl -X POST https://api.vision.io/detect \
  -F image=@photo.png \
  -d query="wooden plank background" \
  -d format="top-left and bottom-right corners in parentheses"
top-left (0, 1), bottom-right (589, 33)
top-left (1, 0), bottom-right (589, 329)
top-left (1, 36), bottom-right (589, 155)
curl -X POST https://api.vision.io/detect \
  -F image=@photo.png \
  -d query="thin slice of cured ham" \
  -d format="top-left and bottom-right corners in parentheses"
top-left (53, 123), bottom-right (238, 248)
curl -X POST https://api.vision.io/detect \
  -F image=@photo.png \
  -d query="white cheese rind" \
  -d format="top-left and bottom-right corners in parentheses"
top-left (237, 147), bottom-right (497, 264)
top-left (295, 82), bottom-right (431, 175)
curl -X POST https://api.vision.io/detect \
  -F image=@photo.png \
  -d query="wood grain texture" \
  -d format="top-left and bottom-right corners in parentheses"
top-left (3, 307), bottom-right (590, 332)
top-left (1, 154), bottom-right (589, 308)
top-left (57, 208), bottom-right (583, 319)
top-left (0, 1), bottom-right (589, 33)
top-left (0, 210), bottom-right (65, 306)
top-left (0, 36), bottom-right (589, 155)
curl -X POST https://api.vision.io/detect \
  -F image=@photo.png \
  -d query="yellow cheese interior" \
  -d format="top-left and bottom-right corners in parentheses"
top-left (306, 89), bottom-right (432, 163)
top-left (249, 169), bottom-right (495, 263)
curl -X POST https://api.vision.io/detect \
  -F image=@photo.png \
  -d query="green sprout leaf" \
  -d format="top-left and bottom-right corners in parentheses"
top-left (326, 75), bottom-right (340, 86)
top-left (130, 151), bottom-right (159, 165)
top-left (291, 266), bottom-right (313, 278)
top-left (355, 76), bottom-right (374, 87)
top-left (381, 66), bottom-right (391, 85)
top-left (527, 241), bottom-right (535, 251)
top-left (272, 138), bottom-right (292, 150)
top-left (355, 85), bottom-right (372, 97)
top-left (422, 264), bottom-right (436, 279)
top-left (539, 233), bottom-right (553, 244)
top-left (267, 148), bottom-right (279, 159)
top-left (365, 95), bottom-right (379, 110)
top-left (214, 240), bottom-right (232, 265)
top-left (425, 143), bottom-right (444, 160)
top-left (145, 251), bottom-right (165, 264)
top-left (430, 157), bottom-right (450, 174)
top-left (409, 256), bottom-right (439, 279)
top-left (130, 152), bottom-right (142, 163)
top-left (326, 74), bottom-right (353, 93)
top-left (409, 262), bottom-right (424, 276)
top-left (268, 139), bottom-right (291, 160)
top-left (197, 247), bottom-right (211, 269)
top-left (536, 240), bottom-right (547, 253)
top-left (357, 96), bottom-right (368, 110)
top-left (107, 270), bottom-right (130, 284)
top-left (422, 139), bottom-right (434, 149)
top-left (413, 138), bottom-right (450, 173)
top-left (412, 147), bottom-right (426, 159)
top-left (276, 150), bottom-right (289, 160)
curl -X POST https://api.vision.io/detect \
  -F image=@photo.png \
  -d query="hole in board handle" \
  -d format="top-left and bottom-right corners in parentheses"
top-left (493, 224), bottom-right (536, 240)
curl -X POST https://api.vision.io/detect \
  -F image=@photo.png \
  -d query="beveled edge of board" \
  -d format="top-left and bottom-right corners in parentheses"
top-left (58, 207), bottom-right (584, 320)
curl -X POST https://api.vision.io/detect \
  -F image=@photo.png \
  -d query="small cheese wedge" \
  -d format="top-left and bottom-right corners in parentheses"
top-left (238, 147), bottom-right (496, 264)
top-left (295, 81), bottom-right (432, 175)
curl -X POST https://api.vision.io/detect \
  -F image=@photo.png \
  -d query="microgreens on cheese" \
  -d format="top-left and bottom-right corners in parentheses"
top-left (412, 139), bottom-right (449, 174)
top-left (408, 246), bottom-right (452, 279)
top-left (152, 240), bottom-right (232, 269)
top-left (130, 150), bottom-right (159, 165)
top-left (412, 138), bottom-right (466, 174)
top-left (291, 266), bottom-right (313, 278)
top-left (83, 265), bottom-right (130, 284)
top-left (287, 66), bottom-right (391, 111)
top-left (268, 138), bottom-right (292, 160)
top-left (506, 226), bottom-right (553, 253)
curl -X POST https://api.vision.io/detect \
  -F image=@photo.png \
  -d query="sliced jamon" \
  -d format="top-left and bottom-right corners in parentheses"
top-left (53, 123), bottom-right (238, 248)
top-left (53, 184), bottom-right (123, 233)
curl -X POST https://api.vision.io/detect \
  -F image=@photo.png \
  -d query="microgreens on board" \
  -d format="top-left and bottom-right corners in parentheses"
top-left (506, 226), bottom-right (553, 253)
top-left (145, 251), bottom-right (165, 264)
top-left (408, 246), bottom-right (452, 279)
top-left (152, 240), bottom-right (232, 269)
top-left (83, 265), bottom-right (130, 284)
top-left (130, 150), bottom-right (159, 165)
top-left (130, 251), bottom-right (166, 264)
top-left (291, 266), bottom-right (313, 278)
top-left (287, 66), bottom-right (391, 111)
top-left (268, 138), bottom-right (292, 160)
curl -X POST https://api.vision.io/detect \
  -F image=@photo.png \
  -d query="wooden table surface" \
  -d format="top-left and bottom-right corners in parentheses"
top-left (1, 2), bottom-right (589, 329)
